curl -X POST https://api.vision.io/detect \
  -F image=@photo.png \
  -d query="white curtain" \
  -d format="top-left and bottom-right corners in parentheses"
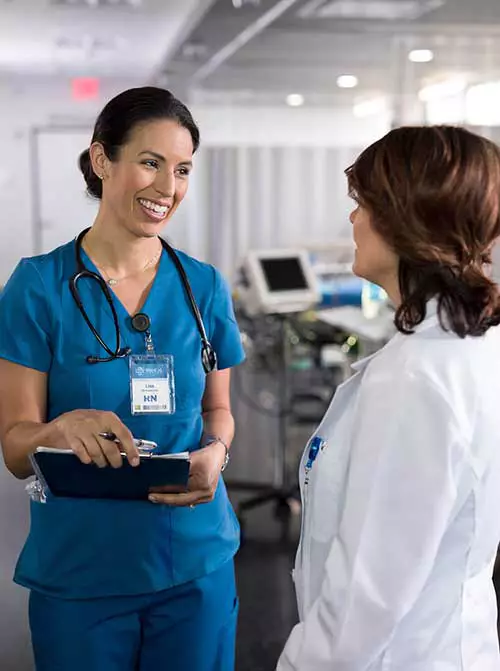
top-left (168, 145), bottom-right (362, 279)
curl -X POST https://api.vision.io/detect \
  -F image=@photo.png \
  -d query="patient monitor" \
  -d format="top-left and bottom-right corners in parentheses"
top-left (237, 249), bottom-right (320, 316)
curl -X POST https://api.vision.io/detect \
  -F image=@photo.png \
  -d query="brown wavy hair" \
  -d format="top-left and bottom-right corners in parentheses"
top-left (345, 125), bottom-right (500, 337)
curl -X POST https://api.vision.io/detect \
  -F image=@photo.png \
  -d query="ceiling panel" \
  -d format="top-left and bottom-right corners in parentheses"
top-left (163, 0), bottom-right (500, 105)
top-left (0, 0), bottom-right (215, 79)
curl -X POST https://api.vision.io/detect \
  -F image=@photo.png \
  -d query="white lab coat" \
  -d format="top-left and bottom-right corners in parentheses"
top-left (277, 302), bottom-right (500, 670)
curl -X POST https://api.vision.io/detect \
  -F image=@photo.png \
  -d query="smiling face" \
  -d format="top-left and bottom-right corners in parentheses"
top-left (90, 118), bottom-right (194, 239)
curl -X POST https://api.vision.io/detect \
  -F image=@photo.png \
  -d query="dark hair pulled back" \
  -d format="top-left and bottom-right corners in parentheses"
top-left (78, 86), bottom-right (200, 199)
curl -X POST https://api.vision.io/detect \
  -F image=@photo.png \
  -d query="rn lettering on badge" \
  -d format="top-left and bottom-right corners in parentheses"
top-left (144, 394), bottom-right (158, 403)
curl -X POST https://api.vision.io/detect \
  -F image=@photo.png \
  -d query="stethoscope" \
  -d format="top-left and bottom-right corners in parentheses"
top-left (69, 228), bottom-right (218, 373)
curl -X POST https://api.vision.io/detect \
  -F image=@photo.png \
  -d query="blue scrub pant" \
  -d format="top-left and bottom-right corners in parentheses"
top-left (29, 560), bottom-right (238, 671)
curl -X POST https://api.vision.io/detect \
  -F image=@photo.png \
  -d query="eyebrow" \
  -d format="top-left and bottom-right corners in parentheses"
top-left (139, 150), bottom-right (193, 167)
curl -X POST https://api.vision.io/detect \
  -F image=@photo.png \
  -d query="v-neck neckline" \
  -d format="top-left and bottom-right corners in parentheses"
top-left (80, 246), bottom-right (165, 321)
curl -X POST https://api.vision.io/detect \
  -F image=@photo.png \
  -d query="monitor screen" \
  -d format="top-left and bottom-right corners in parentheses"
top-left (260, 257), bottom-right (309, 292)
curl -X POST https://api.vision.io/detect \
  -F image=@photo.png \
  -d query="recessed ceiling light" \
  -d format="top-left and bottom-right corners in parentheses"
top-left (286, 93), bottom-right (305, 107)
top-left (409, 49), bottom-right (434, 63)
top-left (337, 75), bottom-right (358, 89)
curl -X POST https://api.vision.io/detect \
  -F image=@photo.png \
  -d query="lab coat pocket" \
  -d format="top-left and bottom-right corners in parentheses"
top-left (309, 383), bottom-right (359, 544)
top-left (310, 438), bottom-right (352, 544)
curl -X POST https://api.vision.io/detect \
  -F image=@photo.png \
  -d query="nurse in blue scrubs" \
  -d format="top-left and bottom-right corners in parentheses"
top-left (0, 87), bottom-right (245, 671)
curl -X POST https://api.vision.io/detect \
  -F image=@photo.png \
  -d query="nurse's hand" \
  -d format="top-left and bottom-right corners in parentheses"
top-left (50, 410), bottom-right (140, 468)
top-left (148, 441), bottom-right (226, 506)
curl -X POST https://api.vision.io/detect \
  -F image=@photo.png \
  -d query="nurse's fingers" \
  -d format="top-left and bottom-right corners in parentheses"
top-left (149, 484), bottom-right (187, 494)
top-left (68, 437), bottom-right (93, 466)
top-left (82, 434), bottom-right (109, 469)
top-left (104, 414), bottom-right (140, 467)
top-left (148, 490), bottom-right (212, 506)
top-left (95, 434), bottom-right (123, 469)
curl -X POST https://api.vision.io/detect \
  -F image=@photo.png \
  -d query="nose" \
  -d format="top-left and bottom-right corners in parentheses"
top-left (349, 207), bottom-right (358, 225)
top-left (154, 169), bottom-right (175, 197)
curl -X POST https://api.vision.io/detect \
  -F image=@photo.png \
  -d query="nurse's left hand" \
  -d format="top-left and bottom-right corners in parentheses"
top-left (148, 441), bottom-right (226, 507)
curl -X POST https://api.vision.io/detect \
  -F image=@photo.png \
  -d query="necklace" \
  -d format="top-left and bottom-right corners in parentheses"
top-left (85, 241), bottom-right (162, 286)
top-left (102, 249), bottom-right (162, 286)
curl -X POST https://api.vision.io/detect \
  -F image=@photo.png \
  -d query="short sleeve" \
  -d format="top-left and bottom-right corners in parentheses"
top-left (208, 268), bottom-right (245, 370)
top-left (0, 259), bottom-right (53, 373)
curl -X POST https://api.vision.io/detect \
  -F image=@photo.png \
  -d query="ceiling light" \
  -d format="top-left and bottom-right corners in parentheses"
top-left (409, 49), bottom-right (434, 63)
top-left (286, 93), bottom-right (305, 107)
top-left (337, 75), bottom-right (358, 89)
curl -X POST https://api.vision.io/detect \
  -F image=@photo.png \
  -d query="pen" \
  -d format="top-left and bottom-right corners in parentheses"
top-left (98, 431), bottom-right (157, 451)
top-left (306, 436), bottom-right (325, 470)
top-left (304, 436), bottom-right (326, 485)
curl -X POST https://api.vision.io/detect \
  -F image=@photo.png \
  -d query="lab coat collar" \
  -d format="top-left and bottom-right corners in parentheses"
top-left (350, 299), bottom-right (439, 373)
top-left (413, 298), bottom-right (439, 332)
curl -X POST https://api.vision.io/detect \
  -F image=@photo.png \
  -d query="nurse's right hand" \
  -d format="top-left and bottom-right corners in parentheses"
top-left (50, 410), bottom-right (140, 468)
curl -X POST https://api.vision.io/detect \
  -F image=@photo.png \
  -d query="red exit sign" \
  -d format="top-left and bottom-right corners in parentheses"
top-left (71, 77), bottom-right (100, 101)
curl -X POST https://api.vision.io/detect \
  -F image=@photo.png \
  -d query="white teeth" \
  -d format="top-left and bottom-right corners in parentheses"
top-left (139, 198), bottom-right (168, 214)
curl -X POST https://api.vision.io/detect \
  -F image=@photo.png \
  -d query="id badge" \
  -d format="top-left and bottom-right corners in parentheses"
top-left (129, 355), bottom-right (175, 415)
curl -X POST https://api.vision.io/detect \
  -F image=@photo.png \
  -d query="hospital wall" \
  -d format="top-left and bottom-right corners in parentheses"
top-left (0, 76), bottom-right (130, 282)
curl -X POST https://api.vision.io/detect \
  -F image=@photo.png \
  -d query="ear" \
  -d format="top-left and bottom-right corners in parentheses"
top-left (89, 142), bottom-right (110, 180)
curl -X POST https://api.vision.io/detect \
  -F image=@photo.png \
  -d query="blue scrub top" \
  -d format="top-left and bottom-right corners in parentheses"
top-left (0, 239), bottom-right (245, 599)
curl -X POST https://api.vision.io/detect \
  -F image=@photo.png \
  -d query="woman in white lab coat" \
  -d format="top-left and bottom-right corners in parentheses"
top-left (278, 125), bottom-right (500, 671)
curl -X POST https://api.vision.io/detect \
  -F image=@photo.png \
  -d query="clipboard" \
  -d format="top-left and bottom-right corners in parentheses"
top-left (30, 447), bottom-right (190, 501)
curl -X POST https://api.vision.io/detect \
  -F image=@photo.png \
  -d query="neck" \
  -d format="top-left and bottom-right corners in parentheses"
top-left (84, 216), bottom-right (161, 276)
top-left (378, 273), bottom-right (401, 309)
